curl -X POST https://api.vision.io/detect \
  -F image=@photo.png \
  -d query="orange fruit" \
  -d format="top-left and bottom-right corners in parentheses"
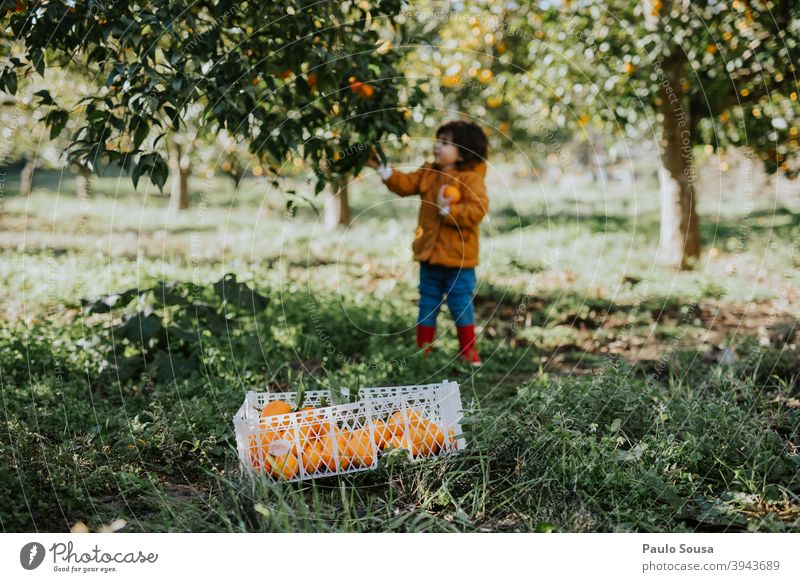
top-left (387, 409), bottom-right (423, 437)
top-left (407, 420), bottom-right (445, 457)
top-left (442, 185), bottom-right (461, 203)
top-left (300, 440), bottom-right (326, 475)
top-left (346, 429), bottom-right (376, 468)
top-left (371, 419), bottom-right (393, 449)
top-left (281, 68), bottom-right (293, 79)
top-left (319, 430), bottom-right (352, 472)
top-left (265, 452), bottom-right (299, 480)
top-left (357, 84), bottom-right (375, 98)
top-left (388, 433), bottom-right (409, 450)
top-left (387, 420), bottom-right (446, 459)
top-left (307, 73), bottom-right (317, 90)
top-left (348, 76), bottom-right (375, 99)
top-left (260, 400), bottom-right (293, 421)
top-left (248, 428), bottom-right (285, 469)
top-left (348, 76), bottom-right (362, 91)
top-left (297, 406), bottom-right (326, 441)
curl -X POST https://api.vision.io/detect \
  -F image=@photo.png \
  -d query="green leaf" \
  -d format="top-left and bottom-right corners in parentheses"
top-left (44, 109), bottom-right (69, 140)
top-left (33, 89), bottom-right (54, 106)
top-left (212, 273), bottom-right (270, 311)
top-left (133, 119), bottom-right (149, 149)
top-left (151, 281), bottom-right (191, 306)
top-left (325, 369), bottom-right (346, 405)
top-left (293, 376), bottom-right (306, 411)
top-left (113, 312), bottom-right (163, 345)
top-left (81, 288), bottom-right (142, 314)
top-left (29, 48), bottom-right (44, 76)
top-left (5, 71), bottom-right (17, 95)
top-left (132, 152), bottom-right (168, 190)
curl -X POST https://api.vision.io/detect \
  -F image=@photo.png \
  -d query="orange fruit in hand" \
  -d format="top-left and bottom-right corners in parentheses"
top-left (346, 429), bottom-right (376, 468)
top-left (372, 419), bottom-right (393, 449)
top-left (442, 185), bottom-right (461, 203)
top-left (265, 452), bottom-right (299, 480)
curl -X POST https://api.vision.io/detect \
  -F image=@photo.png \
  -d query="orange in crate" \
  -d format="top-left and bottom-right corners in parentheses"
top-left (234, 381), bottom-right (467, 482)
top-left (389, 419), bottom-right (446, 458)
top-left (248, 428), bottom-right (286, 469)
top-left (387, 408), bottom-right (423, 437)
top-left (260, 400), bottom-right (293, 430)
top-left (265, 452), bottom-right (299, 480)
top-left (319, 430), bottom-right (352, 471)
top-left (372, 419), bottom-right (393, 449)
top-left (296, 406), bottom-right (326, 442)
top-left (346, 429), bottom-right (376, 468)
top-left (300, 440), bottom-right (326, 474)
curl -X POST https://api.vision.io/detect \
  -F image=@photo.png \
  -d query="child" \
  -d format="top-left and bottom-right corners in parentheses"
top-left (368, 120), bottom-right (489, 366)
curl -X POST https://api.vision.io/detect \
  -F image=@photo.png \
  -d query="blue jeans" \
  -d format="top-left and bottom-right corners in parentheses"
top-left (417, 262), bottom-right (476, 327)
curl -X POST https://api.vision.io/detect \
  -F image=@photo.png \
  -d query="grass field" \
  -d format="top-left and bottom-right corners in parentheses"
top-left (1, 163), bottom-right (799, 532)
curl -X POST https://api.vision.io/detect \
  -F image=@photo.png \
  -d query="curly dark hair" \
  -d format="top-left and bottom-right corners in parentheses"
top-left (436, 120), bottom-right (488, 170)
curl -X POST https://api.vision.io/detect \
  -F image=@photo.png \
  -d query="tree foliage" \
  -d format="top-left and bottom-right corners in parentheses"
top-left (496, 0), bottom-right (800, 175)
top-left (1, 0), bottom-right (422, 191)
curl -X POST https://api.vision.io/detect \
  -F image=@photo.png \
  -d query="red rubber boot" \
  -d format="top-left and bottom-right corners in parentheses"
top-left (416, 325), bottom-right (436, 354)
top-left (456, 324), bottom-right (482, 367)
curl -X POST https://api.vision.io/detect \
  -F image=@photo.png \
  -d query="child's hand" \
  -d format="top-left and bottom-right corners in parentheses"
top-left (436, 184), bottom-right (454, 208)
top-left (366, 149), bottom-right (380, 169)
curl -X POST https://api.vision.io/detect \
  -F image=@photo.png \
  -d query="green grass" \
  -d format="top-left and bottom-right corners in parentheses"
top-left (0, 165), bottom-right (799, 532)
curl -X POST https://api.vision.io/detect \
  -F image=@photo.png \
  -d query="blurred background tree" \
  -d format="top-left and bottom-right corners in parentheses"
top-left (493, 0), bottom-right (800, 269)
top-left (1, 0), bottom-right (421, 211)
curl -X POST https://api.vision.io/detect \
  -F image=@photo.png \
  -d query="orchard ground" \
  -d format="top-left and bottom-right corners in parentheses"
top-left (1, 160), bottom-right (799, 532)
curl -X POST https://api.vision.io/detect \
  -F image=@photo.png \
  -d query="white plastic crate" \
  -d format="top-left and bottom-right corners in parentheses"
top-left (232, 380), bottom-right (466, 482)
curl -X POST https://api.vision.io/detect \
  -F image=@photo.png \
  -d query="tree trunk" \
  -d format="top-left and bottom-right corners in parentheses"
top-left (324, 175), bottom-right (352, 228)
top-left (171, 166), bottom-right (190, 210)
top-left (657, 55), bottom-right (701, 270)
top-left (170, 143), bottom-right (190, 211)
top-left (227, 171), bottom-right (244, 189)
top-left (75, 164), bottom-right (92, 199)
top-left (19, 158), bottom-right (34, 196)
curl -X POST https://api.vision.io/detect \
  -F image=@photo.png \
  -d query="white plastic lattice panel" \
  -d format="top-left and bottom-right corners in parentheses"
top-left (232, 380), bottom-right (466, 483)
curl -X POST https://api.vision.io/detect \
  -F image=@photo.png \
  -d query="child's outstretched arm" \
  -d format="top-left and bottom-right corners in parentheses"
top-left (439, 171), bottom-right (489, 228)
top-left (368, 150), bottom-right (426, 197)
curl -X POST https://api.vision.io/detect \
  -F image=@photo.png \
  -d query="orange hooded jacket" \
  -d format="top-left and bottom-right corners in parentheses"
top-left (383, 160), bottom-right (488, 268)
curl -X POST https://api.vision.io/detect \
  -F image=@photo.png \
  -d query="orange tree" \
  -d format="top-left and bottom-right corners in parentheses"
top-left (396, 2), bottom-right (573, 175)
top-left (494, 0), bottom-right (800, 269)
top-left (1, 0), bottom-right (422, 201)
